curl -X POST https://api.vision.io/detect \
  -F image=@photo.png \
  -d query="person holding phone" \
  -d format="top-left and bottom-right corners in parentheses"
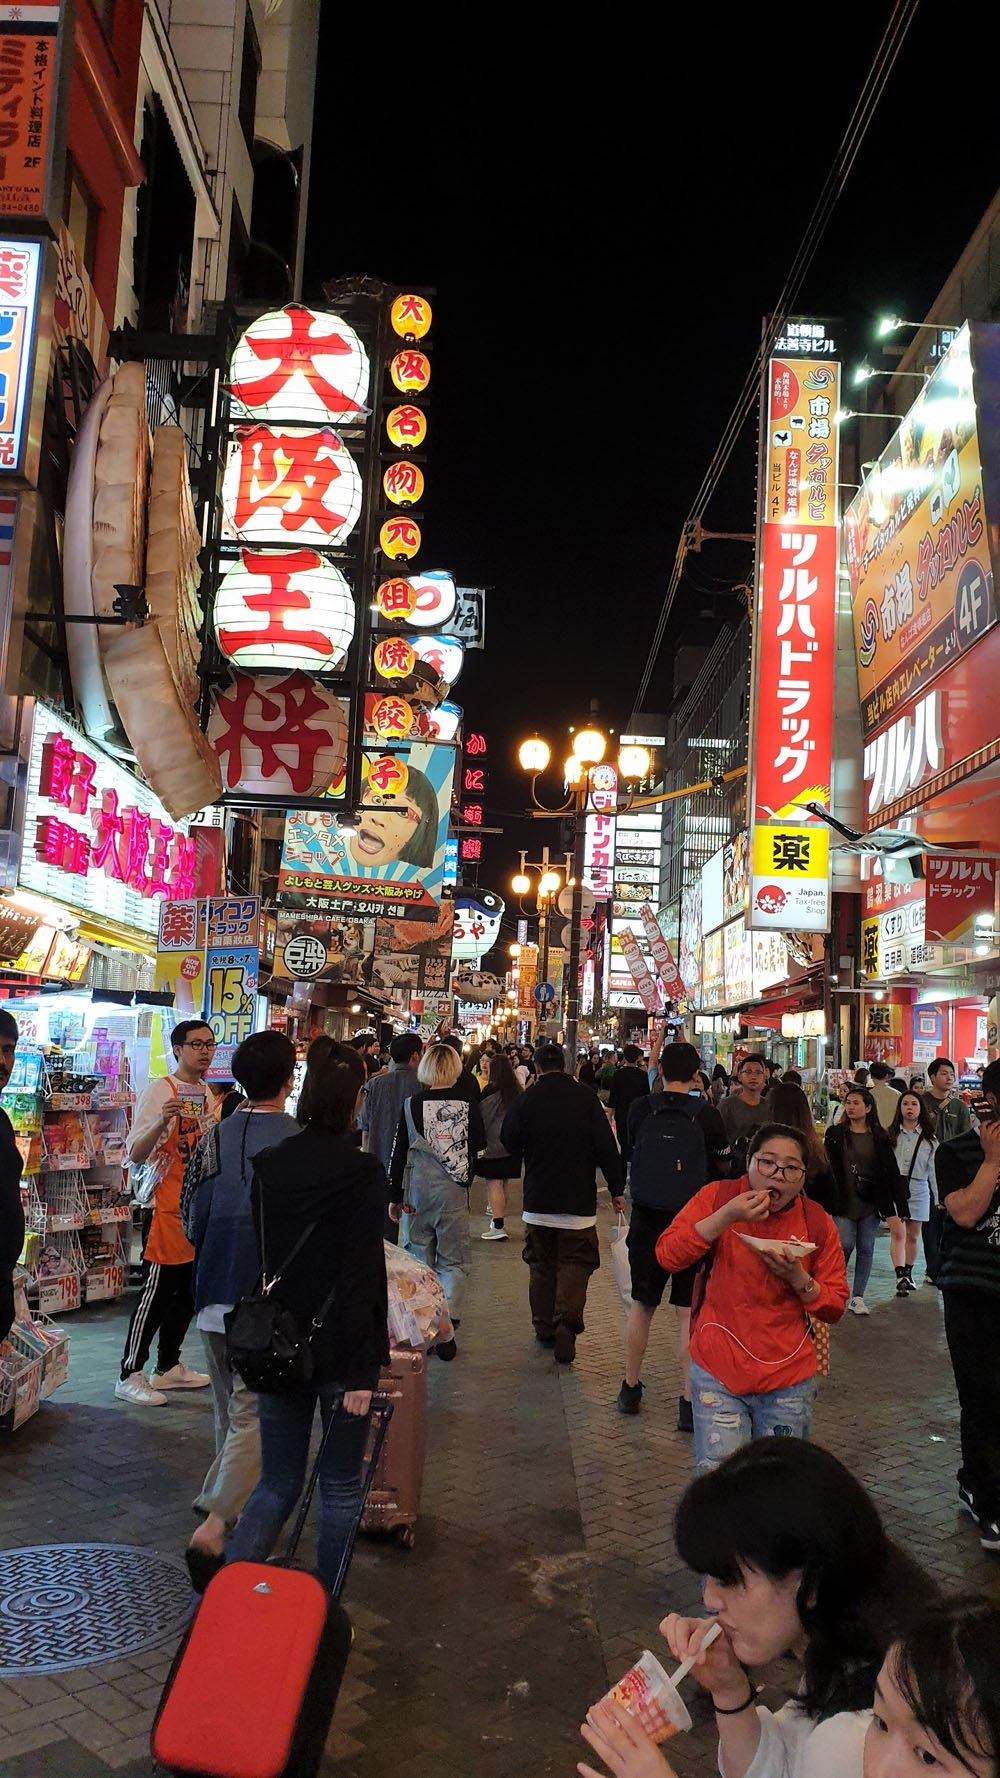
top-left (934, 1057), bottom-right (1000, 1554)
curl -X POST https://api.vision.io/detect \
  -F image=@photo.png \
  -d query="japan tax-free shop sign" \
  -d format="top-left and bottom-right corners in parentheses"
top-left (277, 740), bottom-right (455, 922)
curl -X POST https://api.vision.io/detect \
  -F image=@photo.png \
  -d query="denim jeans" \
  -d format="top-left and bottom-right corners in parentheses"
top-left (690, 1360), bottom-right (815, 1475)
top-left (225, 1383), bottom-right (370, 1593)
top-left (834, 1212), bottom-right (880, 1299)
top-left (402, 1176), bottom-right (471, 1320)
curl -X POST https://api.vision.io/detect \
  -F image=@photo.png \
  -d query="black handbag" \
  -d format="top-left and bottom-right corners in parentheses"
top-left (225, 1181), bottom-right (337, 1394)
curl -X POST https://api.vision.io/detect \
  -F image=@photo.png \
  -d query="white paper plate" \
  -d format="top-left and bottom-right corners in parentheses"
top-left (737, 1234), bottom-right (817, 1258)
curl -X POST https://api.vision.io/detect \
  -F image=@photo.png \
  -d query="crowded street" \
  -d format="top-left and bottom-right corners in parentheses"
top-left (0, 1183), bottom-right (992, 1778)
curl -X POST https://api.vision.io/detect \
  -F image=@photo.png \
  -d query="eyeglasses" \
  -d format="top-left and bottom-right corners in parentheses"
top-left (753, 1155), bottom-right (806, 1182)
top-left (184, 1039), bottom-right (217, 1052)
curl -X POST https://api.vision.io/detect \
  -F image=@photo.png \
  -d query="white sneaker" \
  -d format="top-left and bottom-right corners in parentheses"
top-left (152, 1363), bottom-right (211, 1390)
top-left (115, 1372), bottom-right (167, 1406)
top-left (848, 1297), bottom-right (871, 1316)
top-left (481, 1223), bottom-right (509, 1241)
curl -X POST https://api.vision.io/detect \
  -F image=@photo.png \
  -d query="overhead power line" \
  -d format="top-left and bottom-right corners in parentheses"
top-left (629, 0), bottom-right (920, 722)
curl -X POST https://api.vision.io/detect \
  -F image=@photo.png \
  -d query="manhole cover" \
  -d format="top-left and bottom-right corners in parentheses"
top-left (0, 1544), bottom-right (192, 1675)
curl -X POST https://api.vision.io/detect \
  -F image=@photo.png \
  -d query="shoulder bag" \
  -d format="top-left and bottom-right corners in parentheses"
top-left (225, 1178), bottom-right (337, 1394)
top-left (128, 1080), bottom-right (180, 1208)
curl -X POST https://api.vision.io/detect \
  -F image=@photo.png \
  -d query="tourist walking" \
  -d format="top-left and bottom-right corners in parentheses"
top-left (824, 1086), bottom-right (906, 1315)
top-left (181, 1030), bottom-right (299, 1587)
top-left (477, 1052), bottom-right (523, 1241)
top-left (887, 1090), bottom-right (938, 1296)
top-left (655, 1123), bottom-right (847, 1471)
top-left (0, 1009), bottom-right (22, 1339)
top-left (389, 1041), bottom-right (486, 1359)
top-left (116, 1020), bottom-right (215, 1406)
top-left (717, 1054), bottom-right (770, 1174)
top-left (500, 1042), bottom-right (625, 1365)
top-left (358, 1031), bottom-right (423, 1240)
top-left (224, 1039), bottom-right (387, 1595)
top-left (923, 1057), bottom-right (974, 1140)
top-left (609, 1044), bottom-right (649, 1160)
top-left (934, 1057), bottom-right (1000, 1552)
top-left (617, 1040), bottom-right (729, 1428)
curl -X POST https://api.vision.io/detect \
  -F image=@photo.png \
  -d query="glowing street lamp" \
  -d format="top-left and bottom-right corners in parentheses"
top-left (518, 736), bottom-right (551, 774)
top-left (572, 727), bottom-right (606, 765)
top-left (618, 744), bottom-right (651, 782)
top-left (511, 872), bottom-right (531, 895)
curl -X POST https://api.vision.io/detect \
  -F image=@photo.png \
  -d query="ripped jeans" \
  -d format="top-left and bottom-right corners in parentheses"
top-left (690, 1360), bottom-right (815, 1476)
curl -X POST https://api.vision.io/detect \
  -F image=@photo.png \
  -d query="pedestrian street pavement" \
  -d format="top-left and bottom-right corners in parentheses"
top-left (1, 1186), bottom-right (998, 1778)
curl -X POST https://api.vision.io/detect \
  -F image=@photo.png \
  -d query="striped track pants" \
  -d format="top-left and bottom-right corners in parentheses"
top-left (120, 1259), bottom-right (195, 1380)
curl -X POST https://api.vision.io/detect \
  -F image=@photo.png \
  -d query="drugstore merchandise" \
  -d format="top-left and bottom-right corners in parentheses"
top-left (1, 1275), bottom-right (69, 1432)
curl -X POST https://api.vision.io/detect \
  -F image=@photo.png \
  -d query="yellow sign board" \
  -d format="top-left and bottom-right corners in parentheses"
top-left (749, 824), bottom-right (830, 930)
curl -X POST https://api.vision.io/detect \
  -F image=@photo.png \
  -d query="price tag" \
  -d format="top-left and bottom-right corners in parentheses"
top-left (38, 1273), bottom-right (80, 1315)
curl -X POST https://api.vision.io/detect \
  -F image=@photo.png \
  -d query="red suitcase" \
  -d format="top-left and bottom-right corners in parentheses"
top-left (361, 1347), bottom-right (426, 1547)
top-left (152, 1395), bottom-right (391, 1778)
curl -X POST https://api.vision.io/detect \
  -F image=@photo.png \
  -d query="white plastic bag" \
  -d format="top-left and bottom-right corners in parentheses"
top-left (609, 1212), bottom-right (633, 1310)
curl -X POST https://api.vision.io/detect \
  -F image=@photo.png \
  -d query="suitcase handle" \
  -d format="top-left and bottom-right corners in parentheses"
top-left (283, 1391), bottom-right (394, 1597)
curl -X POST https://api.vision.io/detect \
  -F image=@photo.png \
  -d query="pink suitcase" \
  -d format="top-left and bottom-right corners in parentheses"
top-left (361, 1348), bottom-right (426, 1547)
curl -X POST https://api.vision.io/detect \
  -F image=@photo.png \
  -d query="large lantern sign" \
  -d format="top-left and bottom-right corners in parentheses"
top-left (390, 350), bottom-right (431, 393)
top-left (379, 516), bottom-right (421, 560)
top-left (386, 404), bottom-right (427, 449)
top-left (222, 426), bottom-right (363, 546)
top-left (375, 577), bottom-right (419, 621)
top-left (370, 694), bottom-right (414, 740)
top-left (409, 633), bottom-right (464, 687)
top-left (229, 305), bottom-right (370, 425)
top-left (373, 636), bottom-right (417, 680)
top-left (383, 461), bottom-right (424, 506)
top-left (365, 754), bottom-right (409, 797)
top-left (390, 294), bottom-right (432, 340)
top-left (400, 570), bottom-right (457, 629)
top-left (214, 548), bottom-right (356, 670)
top-left (208, 672), bottom-right (349, 797)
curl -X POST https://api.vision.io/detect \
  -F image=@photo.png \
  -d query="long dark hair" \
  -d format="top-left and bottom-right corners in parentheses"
top-left (487, 1052), bottom-right (522, 1107)
top-left (890, 1596), bottom-right (1000, 1772)
top-left (841, 1085), bottom-right (894, 1145)
top-left (674, 1440), bottom-right (936, 1720)
top-left (766, 1084), bottom-right (826, 1178)
top-left (888, 1090), bottom-right (936, 1150)
top-left (296, 1037), bottom-right (365, 1133)
top-left (396, 767), bottom-right (439, 868)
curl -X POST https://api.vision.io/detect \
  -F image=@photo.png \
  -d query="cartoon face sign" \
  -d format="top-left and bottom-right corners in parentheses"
top-left (452, 890), bottom-right (505, 963)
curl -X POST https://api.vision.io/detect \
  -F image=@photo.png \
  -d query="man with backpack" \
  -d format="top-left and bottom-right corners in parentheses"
top-left (616, 1041), bottom-right (729, 1428)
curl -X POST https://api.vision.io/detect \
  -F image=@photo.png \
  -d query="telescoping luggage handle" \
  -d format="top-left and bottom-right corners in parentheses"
top-left (281, 1391), bottom-right (393, 1599)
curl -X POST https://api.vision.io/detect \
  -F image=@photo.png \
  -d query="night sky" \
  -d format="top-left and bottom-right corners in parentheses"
top-left (304, 3), bottom-right (998, 911)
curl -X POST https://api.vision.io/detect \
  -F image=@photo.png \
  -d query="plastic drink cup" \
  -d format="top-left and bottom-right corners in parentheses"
top-left (602, 1650), bottom-right (692, 1743)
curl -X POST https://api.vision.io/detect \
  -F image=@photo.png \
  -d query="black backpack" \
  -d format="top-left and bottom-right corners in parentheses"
top-left (629, 1098), bottom-right (708, 1215)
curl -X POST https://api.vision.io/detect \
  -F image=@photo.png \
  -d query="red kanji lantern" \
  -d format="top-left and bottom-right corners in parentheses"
top-left (370, 695), bottom-right (414, 740)
top-left (214, 548), bottom-right (356, 670)
top-left (374, 636), bottom-right (417, 680)
top-left (229, 305), bottom-right (370, 425)
top-left (375, 577), bottom-right (419, 621)
top-left (386, 404), bottom-right (426, 449)
top-left (390, 294), bottom-right (432, 341)
top-left (379, 517), bottom-right (421, 560)
top-left (222, 425), bottom-right (363, 546)
top-left (389, 350), bottom-right (431, 393)
top-left (208, 672), bottom-right (348, 796)
top-left (383, 461), bottom-right (425, 506)
top-left (365, 754), bottom-right (410, 797)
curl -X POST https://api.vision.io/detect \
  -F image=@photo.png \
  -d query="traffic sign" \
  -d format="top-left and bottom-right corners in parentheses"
top-left (557, 884), bottom-right (596, 919)
top-left (534, 982), bottom-right (556, 1005)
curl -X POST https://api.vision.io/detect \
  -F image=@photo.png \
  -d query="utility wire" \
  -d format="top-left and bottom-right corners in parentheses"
top-left (629, 0), bottom-right (920, 721)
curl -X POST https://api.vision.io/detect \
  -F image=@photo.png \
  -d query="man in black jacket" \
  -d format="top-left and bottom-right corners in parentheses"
top-left (501, 1042), bottom-right (625, 1364)
top-left (618, 1042), bottom-right (729, 1427)
top-left (609, 1045), bottom-right (649, 1160)
top-left (0, 1009), bottom-right (23, 1339)
top-left (934, 1056), bottom-right (1000, 1552)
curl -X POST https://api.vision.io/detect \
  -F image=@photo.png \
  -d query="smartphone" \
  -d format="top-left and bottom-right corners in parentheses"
top-left (972, 1096), bottom-right (996, 1123)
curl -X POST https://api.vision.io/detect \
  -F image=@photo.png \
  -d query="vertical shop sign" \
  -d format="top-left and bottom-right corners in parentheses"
top-left (0, 3), bottom-right (70, 228)
top-left (617, 926), bottom-right (661, 1015)
top-left (639, 902), bottom-right (684, 999)
top-left (584, 765), bottom-right (617, 899)
top-left (748, 348), bottom-right (840, 931)
top-left (155, 899), bottom-right (208, 1019)
top-left (0, 234), bottom-right (49, 484)
top-left (204, 898), bottom-right (261, 1079)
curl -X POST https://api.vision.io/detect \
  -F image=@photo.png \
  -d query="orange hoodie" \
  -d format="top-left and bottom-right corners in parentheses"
top-left (655, 1178), bottom-right (848, 1396)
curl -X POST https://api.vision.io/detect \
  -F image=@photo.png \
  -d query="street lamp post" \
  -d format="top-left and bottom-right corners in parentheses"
top-left (510, 847), bottom-right (564, 1038)
top-left (516, 726), bottom-right (650, 1065)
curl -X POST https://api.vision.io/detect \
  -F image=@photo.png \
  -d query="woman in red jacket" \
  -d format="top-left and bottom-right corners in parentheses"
top-left (655, 1122), bottom-right (848, 1474)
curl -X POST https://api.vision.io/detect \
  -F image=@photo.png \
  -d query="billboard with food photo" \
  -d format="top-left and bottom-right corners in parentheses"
top-left (277, 740), bottom-right (455, 920)
top-left (371, 903), bottom-right (455, 992)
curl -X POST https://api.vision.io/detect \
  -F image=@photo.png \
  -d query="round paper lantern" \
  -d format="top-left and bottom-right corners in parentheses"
top-left (390, 294), bottom-right (432, 340)
top-left (401, 570), bottom-right (457, 628)
top-left (427, 700), bottom-right (462, 741)
top-left (365, 753), bottom-right (410, 797)
top-left (375, 577), bottom-right (419, 620)
top-left (409, 633), bottom-right (464, 687)
top-left (383, 461), bottom-right (424, 506)
top-left (208, 672), bottom-right (348, 796)
top-left (390, 350), bottom-right (431, 393)
top-left (379, 516), bottom-right (421, 560)
top-left (222, 425), bottom-right (362, 546)
top-left (370, 695), bottom-right (414, 740)
top-left (373, 635), bottom-right (417, 680)
top-left (229, 305), bottom-right (370, 425)
top-left (386, 404), bottom-right (427, 449)
top-left (214, 547), bottom-right (356, 670)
